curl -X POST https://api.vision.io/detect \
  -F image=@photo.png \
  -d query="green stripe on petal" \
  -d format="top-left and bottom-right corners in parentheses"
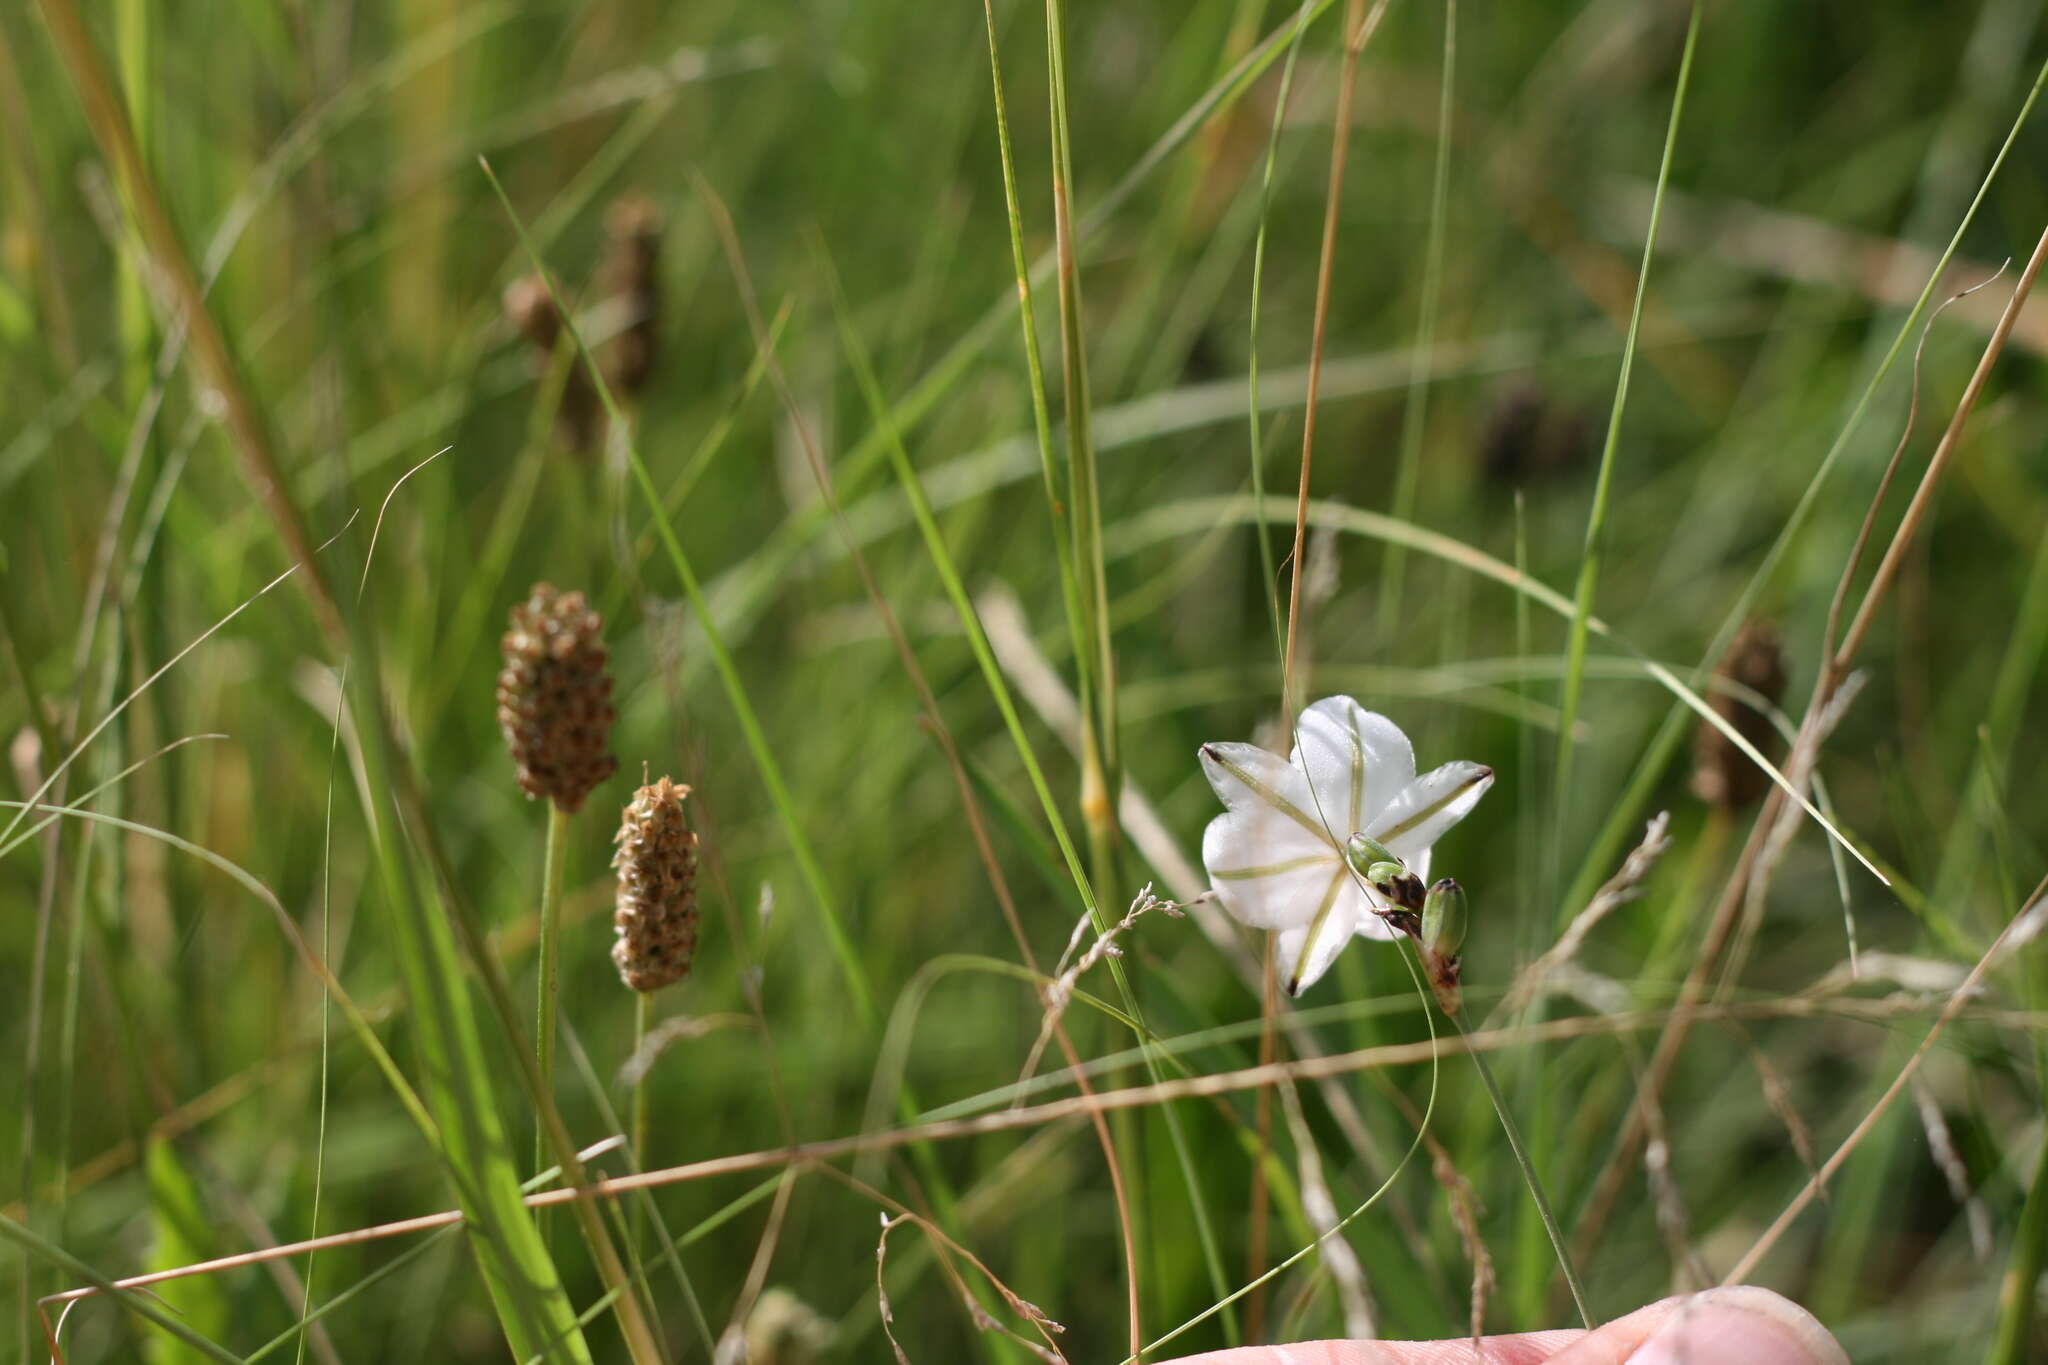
top-left (1203, 747), bottom-right (1336, 845)
top-left (1288, 867), bottom-right (1352, 993)
top-left (1346, 708), bottom-right (1367, 833)
top-left (1376, 765), bottom-right (1492, 844)
top-left (1211, 852), bottom-right (1337, 881)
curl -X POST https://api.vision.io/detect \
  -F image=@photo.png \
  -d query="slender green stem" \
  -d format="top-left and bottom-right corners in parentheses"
top-left (1246, 2), bottom-right (1315, 673)
top-left (631, 991), bottom-right (652, 1256)
top-left (1991, 1048), bottom-right (2048, 1360)
top-left (1378, 0), bottom-right (1456, 626)
top-left (535, 803), bottom-right (571, 1235)
top-left (1042, 0), bottom-right (1125, 925)
top-left (1551, 0), bottom-right (1700, 870)
top-left (1455, 1005), bottom-right (1592, 1327)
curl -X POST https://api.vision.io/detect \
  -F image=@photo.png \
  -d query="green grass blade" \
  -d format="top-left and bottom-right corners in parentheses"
top-left (1377, 0), bottom-right (1457, 627)
top-left (1551, 1), bottom-right (1701, 866)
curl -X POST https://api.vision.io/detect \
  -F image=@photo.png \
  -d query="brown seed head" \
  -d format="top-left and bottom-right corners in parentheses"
top-left (600, 193), bottom-right (663, 396)
top-left (496, 584), bottom-right (618, 812)
top-left (502, 274), bottom-right (601, 452)
top-left (503, 274), bottom-right (562, 350)
top-left (611, 776), bottom-right (698, 992)
top-left (1478, 383), bottom-right (1593, 487)
top-left (1693, 618), bottom-right (1789, 808)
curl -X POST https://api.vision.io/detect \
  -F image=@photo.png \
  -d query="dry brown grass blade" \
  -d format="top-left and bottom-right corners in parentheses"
top-left (715, 1170), bottom-right (799, 1362)
top-left (1836, 220), bottom-right (2048, 667)
top-left (841, 1166), bottom-right (1069, 1365)
top-left (40, 990), bottom-right (2038, 1320)
top-left (1500, 812), bottom-right (1672, 1018)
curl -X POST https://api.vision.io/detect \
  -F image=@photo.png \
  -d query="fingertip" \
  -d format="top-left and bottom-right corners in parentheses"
top-left (1548, 1288), bottom-right (1847, 1365)
top-left (1165, 1331), bottom-right (1585, 1364)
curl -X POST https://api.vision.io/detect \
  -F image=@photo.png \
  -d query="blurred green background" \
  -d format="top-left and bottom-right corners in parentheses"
top-left (6, 0), bottom-right (2048, 1360)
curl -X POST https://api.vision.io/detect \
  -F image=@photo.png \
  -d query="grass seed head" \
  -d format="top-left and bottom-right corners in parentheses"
top-left (496, 583), bottom-right (618, 813)
top-left (503, 273), bottom-right (562, 351)
top-left (1693, 618), bottom-right (1788, 808)
top-left (611, 776), bottom-right (699, 992)
top-left (600, 193), bottom-right (662, 397)
top-left (1478, 383), bottom-right (1593, 487)
top-left (502, 273), bottom-right (601, 452)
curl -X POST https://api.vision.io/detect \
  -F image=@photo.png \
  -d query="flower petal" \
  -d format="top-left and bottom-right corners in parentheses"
top-left (1368, 761), bottom-right (1495, 864)
top-left (1293, 697), bottom-right (1417, 837)
top-left (1198, 743), bottom-right (1333, 849)
top-left (1277, 868), bottom-right (1367, 995)
top-left (1203, 815), bottom-right (1341, 929)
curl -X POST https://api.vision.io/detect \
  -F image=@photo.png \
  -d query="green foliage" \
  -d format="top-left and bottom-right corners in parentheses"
top-left (144, 1139), bottom-right (231, 1365)
top-left (7, 2), bottom-right (2048, 1362)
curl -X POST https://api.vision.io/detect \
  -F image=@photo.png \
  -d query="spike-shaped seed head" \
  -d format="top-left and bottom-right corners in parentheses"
top-left (502, 274), bottom-right (601, 452)
top-left (1478, 383), bottom-right (1593, 488)
top-left (496, 584), bottom-right (618, 813)
top-left (503, 274), bottom-right (563, 351)
top-left (611, 776), bottom-right (699, 992)
top-left (600, 193), bottom-right (663, 396)
top-left (1692, 618), bottom-right (1788, 809)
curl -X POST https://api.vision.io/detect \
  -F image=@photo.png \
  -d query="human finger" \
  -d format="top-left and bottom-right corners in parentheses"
top-left (1544, 1287), bottom-right (1848, 1365)
top-left (1165, 1328), bottom-right (1586, 1363)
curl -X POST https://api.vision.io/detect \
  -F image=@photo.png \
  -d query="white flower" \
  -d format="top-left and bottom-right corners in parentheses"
top-left (1199, 696), bottom-right (1494, 996)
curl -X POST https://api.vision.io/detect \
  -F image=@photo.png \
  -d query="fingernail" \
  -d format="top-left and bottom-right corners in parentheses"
top-left (1627, 1287), bottom-right (1848, 1365)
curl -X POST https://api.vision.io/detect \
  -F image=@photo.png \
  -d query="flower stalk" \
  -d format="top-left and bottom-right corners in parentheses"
top-left (534, 802), bottom-right (570, 1237)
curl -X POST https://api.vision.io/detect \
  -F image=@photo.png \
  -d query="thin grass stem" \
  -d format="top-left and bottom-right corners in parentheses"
top-left (1550, 1), bottom-right (1701, 880)
top-left (1378, 0), bottom-right (1457, 626)
top-left (631, 992), bottom-right (651, 1257)
top-left (1991, 1069), bottom-right (2048, 1363)
top-left (1452, 1007), bottom-right (1592, 1327)
top-left (535, 802), bottom-right (571, 1238)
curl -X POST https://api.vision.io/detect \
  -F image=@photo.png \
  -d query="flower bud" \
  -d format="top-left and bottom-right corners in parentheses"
top-left (1421, 878), bottom-right (1467, 960)
top-left (1343, 833), bottom-right (1402, 879)
top-left (611, 777), bottom-right (699, 992)
top-left (1363, 860), bottom-right (1406, 891)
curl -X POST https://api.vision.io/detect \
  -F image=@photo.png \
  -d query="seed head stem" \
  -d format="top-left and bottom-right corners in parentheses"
top-left (535, 801), bottom-right (571, 1242)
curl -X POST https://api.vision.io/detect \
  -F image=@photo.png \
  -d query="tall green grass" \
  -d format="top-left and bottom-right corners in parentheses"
top-left (8, 2), bottom-right (2048, 1362)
